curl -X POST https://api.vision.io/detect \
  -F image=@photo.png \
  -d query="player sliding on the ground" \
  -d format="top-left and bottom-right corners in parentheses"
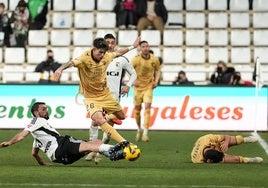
top-left (0, 102), bottom-right (140, 166)
top-left (191, 134), bottom-right (263, 164)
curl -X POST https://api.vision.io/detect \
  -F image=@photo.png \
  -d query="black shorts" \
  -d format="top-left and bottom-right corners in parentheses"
top-left (54, 135), bottom-right (86, 165)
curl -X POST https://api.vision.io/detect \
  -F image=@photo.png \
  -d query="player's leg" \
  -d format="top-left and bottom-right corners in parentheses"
top-left (85, 121), bottom-right (99, 161)
top-left (142, 88), bottom-right (153, 142)
top-left (223, 154), bottom-right (263, 163)
top-left (134, 89), bottom-right (143, 141)
top-left (229, 135), bottom-right (258, 148)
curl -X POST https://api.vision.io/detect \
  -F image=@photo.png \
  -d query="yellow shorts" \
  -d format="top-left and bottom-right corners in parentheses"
top-left (84, 91), bottom-right (122, 117)
top-left (133, 87), bottom-right (153, 106)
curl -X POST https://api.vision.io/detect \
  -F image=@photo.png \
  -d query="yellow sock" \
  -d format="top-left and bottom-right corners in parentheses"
top-left (108, 114), bottom-right (117, 120)
top-left (135, 110), bottom-right (141, 128)
top-left (100, 122), bottom-right (125, 142)
top-left (236, 135), bottom-right (244, 144)
top-left (239, 156), bottom-right (248, 163)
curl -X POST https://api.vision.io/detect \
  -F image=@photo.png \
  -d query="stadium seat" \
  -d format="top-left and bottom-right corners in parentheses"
top-left (141, 30), bottom-right (161, 46)
top-left (73, 30), bottom-right (93, 46)
top-left (9, 0), bottom-right (20, 10)
top-left (5, 48), bottom-right (25, 64)
top-left (185, 47), bottom-right (206, 63)
top-left (52, 12), bottom-right (72, 28)
top-left (51, 47), bottom-right (70, 63)
top-left (28, 30), bottom-right (49, 46)
top-left (230, 13), bottom-right (250, 28)
top-left (164, 0), bottom-right (183, 11)
top-left (149, 47), bottom-right (161, 57)
top-left (185, 29), bottom-right (206, 46)
top-left (208, 30), bottom-right (228, 46)
top-left (95, 29), bottom-right (116, 39)
top-left (163, 30), bottom-right (183, 46)
top-left (162, 47), bottom-right (183, 64)
top-left (231, 47), bottom-right (251, 64)
top-left (75, 0), bottom-right (95, 11)
top-left (233, 65), bottom-right (254, 81)
top-left (229, 0), bottom-right (249, 11)
top-left (2, 72), bottom-right (24, 83)
top-left (253, 13), bottom-right (268, 28)
top-left (118, 30), bottom-right (138, 46)
top-left (0, 48), bottom-right (2, 64)
top-left (185, 13), bottom-right (205, 28)
top-left (72, 47), bottom-right (90, 59)
top-left (208, 13), bottom-right (228, 28)
top-left (71, 72), bottom-right (80, 82)
top-left (165, 12), bottom-right (183, 28)
top-left (59, 72), bottom-right (70, 82)
top-left (96, 12), bottom-right (116, 28)
top-left (253, 0), bottom-right (268, 11)
top-left (208, 47), bottom-right (229, 64)
top-left (254, 30), bottom-right (268, 46)
top-left (230, 30), bottom-right (250, 46)
top-left (254, 47), bottom-right (268, 63)
top-left (97, 0), bottom-right (115, 11)
top-left (185, 0), bottom-right (206, 11)
top-left (27, 47), bottom-right (47, 64)
top-left (208, 0), bottom-right (228, 10)
top-left (161, 72), bottom-right (177, 82)
top-left (53, 0), bottom-right (73, 11)
top-left (24, 72), bottom-right (40, 82)
top-left (50, 30), bottom-right (71, 46)
top-left (74, 12), bottom-right (94, 28)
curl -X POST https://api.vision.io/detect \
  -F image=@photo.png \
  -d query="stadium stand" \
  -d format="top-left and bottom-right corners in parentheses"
top-left (0, 0), bottom-right (268, 85)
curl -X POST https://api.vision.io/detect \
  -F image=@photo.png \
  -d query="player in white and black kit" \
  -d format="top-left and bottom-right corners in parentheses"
top-left (86, 34), bottom-right (137, 163)
top-left (0, 102), bottom-right (129, 166)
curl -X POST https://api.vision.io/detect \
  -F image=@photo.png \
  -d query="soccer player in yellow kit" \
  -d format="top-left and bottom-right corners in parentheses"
top-left (191, 134), bottom-right (263, 164)
top-left (131, 40), bottom-right (161, 142)
top-left (54, 37), bottom-right (140, 146)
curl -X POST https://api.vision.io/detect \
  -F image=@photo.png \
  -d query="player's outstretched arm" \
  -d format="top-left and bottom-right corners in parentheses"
top-left (0, 130), bottom-right (29, 148)
top-left (115, 36), bottom-right (141, 57)
top-left (32, 147), bottom-right (52, 166)
top-left (54, 60), bottom-right (75, 81)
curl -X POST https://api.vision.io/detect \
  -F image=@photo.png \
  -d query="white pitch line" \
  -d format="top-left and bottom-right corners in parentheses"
top-left (0, 183), bottom-right (265, 188)
top-left (251, 131), bottom-right (268, 155)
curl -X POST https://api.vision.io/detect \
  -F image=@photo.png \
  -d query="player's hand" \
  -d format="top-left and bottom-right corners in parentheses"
top-left (121, 86), bottom-right (130, 94)
top-left (220, 141), bottom-right (228, 152)
top-left (54, 69), bottom-right (62, 81)
top-left (133, 36), bottom-right (141, 48)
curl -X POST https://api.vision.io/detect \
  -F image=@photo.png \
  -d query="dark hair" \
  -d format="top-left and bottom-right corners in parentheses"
top-left (203, 149), bottom-right (224, 163)
top-left (0, 2), bottom-right (5, 8)
top-left (47, 49), bottom-right (53, 54)
top-left (93, 38), bottom-right (109, 51)
top-left (17, 0), bottom-right (27, 7)
top-left (139, 40), bottom-right (148, 45)
top-left (179, 70), bottom-right (186, 76)
top-left (31, 102), bottom-right (45, 117)
top-left (104, 33), bottom-right (115, 40)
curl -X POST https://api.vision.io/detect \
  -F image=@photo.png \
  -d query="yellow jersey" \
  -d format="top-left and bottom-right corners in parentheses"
top-left (191, 134), bottom-right (222, 163)
top-left (73, 50), bottom-right (116, 98)
top-left (131, 54), bottom-right (160, 90)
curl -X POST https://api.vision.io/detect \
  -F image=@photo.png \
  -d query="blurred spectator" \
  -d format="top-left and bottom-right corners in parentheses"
top-left (10, 0), bottom-right (30, 47)
top-left (28, 0), bottom-right (48, 30)
top-left (0, 2), bottom-right (12, 47)
top-left (210, 61), bottom-right (235, 85)
top-left (135, 0), bottom-right (168, 42)
top-left (114, 0), bottom-right (136, 29)
top-left (231, 72), bottom-right (253, 86)
top-left (149, 49), bottom-right (162, 65)
top-left (172, 70), bottom-right (194, 85)
top-left (34, 49), bottom-right (62, 84)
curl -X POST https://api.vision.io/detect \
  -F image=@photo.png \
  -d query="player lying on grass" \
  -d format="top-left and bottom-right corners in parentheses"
top-left (0, 102), bottom-right (129, 166)
top-left (191, 134), bottom-right (263, 164)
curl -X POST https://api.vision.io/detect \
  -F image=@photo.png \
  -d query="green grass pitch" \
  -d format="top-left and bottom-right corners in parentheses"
top-left (0, 130), bottom-right (267, 188)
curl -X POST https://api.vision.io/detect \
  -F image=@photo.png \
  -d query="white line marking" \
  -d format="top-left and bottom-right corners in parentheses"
top-left (0, 183), bottom-right (265, 188)
top-left (251, 131), bottom-right (268, 155)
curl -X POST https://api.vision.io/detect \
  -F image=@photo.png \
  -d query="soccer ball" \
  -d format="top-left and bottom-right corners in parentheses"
top-left (123, 143), bottom-right (141, 161)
